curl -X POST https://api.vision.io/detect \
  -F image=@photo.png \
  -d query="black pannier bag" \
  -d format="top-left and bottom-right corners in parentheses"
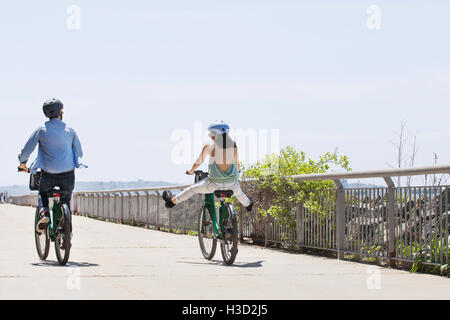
top-left (29, 171), bottom-right (42, 191)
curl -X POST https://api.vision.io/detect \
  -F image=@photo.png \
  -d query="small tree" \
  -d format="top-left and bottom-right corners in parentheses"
top-left (241, 146), bottom-right (351, 229)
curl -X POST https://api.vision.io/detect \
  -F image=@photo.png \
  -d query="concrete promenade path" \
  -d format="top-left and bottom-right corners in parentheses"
top-left (0, 204), bottom-right (449, 300)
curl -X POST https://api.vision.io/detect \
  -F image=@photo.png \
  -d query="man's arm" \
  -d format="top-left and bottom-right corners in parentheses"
top-left (187, 144), bottom-right (211, 175)
top-left (72, 129), bottom-right (83, 158)
top-left (18, 128), bottom-right (41, 165)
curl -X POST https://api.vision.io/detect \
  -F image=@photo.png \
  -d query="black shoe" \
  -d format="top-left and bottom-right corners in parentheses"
top-left (245, 200), bottom-right (254, 212)
top-left (162, 191), bottom-right (175, 208)
top-left (36, 209), bottom-right (50, 232)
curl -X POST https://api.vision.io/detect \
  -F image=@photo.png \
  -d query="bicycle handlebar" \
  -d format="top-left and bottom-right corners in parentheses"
top-left (192, 170), bottom-right (208, 183)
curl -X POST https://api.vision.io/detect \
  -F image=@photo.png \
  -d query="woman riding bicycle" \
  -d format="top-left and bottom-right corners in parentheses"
top-left (163, 121), bottom-right (254, 211)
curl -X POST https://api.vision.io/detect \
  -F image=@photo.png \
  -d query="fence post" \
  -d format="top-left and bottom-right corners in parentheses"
top-left (106, 193), bottom-right (110, 219)
top-left (239, 207), bottom-right (244, 243)
top-left (155, 191), bottom-right (161, 230)
top-left (169, 204), bottom-right (173, 233)
top-left (296, 202), bottom-right (304, 253)
top-left (71, 194), bottom-right (77, 213)
top-left (120, 192), bottom-right (125, 223)
top-left (264, 217), bottom-right (270, 247)
top-left (113, 192), bottom-right (117, 220)
top-left (334, 180), bottom-right (345, 260)
top-left (127, 192), bottom-right (133, 222)
top-left (145, 191), bottom-right (150, 226)
top-left (94, 193), bottom-right (98, 217)
top-left (383, 177), bottom-right (396, 267)
top-left (101, 192), bottom-right (105, 219)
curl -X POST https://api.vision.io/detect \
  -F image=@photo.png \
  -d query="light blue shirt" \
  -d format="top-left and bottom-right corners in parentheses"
top-left (18, 118), bottom-right (85, 174)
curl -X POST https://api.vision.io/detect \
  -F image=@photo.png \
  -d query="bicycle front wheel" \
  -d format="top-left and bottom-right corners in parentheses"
top-left (198, 205), bottom-right (217, 260)
top-left (220, 203), bottom-right (238, 265)
top-left (34, 207), bottom-right (50, 260)
top-left (55, 204), bottom-right (72, 265)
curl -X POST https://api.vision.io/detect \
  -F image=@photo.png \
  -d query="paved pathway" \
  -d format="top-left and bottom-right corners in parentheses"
top-left (0, 204), bottom-right (449, 299)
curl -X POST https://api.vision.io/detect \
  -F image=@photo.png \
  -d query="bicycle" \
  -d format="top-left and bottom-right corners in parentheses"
top-left (34, 188), bottom-right (72, 265)
top-left (194, 170), bottom-right (239, 265)
top-left (19, 167), bottom-right (72, 265)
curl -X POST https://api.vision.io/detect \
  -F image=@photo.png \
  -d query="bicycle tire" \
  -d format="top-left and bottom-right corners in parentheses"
top-left (55, 203), bottom-right (71, 265)
top-left (220, 203), bottom-right (238, 265)
top-left (34, 207), bottom-right (50, 260)
top-left (198, 205), bottom-right (217, 260)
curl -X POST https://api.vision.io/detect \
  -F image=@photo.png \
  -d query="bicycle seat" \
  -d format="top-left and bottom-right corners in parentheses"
top-left (47, 189), bottom-right (67, 198)
top-left (214, 190), bottom-right (233, 198)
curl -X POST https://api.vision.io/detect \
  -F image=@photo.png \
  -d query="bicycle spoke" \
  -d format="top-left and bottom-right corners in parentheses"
top-left (198, 206), bottom-right (217, 260)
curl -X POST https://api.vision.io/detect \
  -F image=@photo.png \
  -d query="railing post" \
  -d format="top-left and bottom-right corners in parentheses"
top-left (136, 191), bottom-right (140, 224)
top-left (239, 206), bottom-right (244, 243)
top-left (94, 193), bottom-right (99, 217)
top-left (113, 192), bottom-right (117, 220)
top-left (71, 194), bottom-right (76, 213)
top-left (169, 203), bottom-right (174, 233)
top-left (120, 192), bottom-right (125, 223)
top-left (155, 191), bottom-right (161, 230)
top-left (264, 219), bottom-right (269, 247)
top-left (127, 192), bottom-right (132, 223)
top-left (106, 193), bottom-right (110, 219)
top-left (334, 179), bottom-right (345, 260)
top-left (145, 191), bottom-right (150, 226)
top-left (296, 202), bottom-right (304, 253)
top-left (102, 192), bottom-right (105, 218)
top-left (383, 177), bottom-right (396, 267)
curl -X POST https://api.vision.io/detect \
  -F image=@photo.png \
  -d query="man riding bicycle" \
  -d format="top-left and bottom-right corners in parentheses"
top-left (18, 98), bottom-right (85, 232)
top-left (162, 121), bottom-right (254, 211)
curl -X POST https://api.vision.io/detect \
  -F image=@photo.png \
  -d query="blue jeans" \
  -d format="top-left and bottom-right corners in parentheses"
top-left (38, 170), bottom-right (75, 212)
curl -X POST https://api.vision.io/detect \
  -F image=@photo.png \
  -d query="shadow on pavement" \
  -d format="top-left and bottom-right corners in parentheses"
top-left (31, 261), bottom-right (99, 267)
top-left (177, 260), bottom-right (264, 268)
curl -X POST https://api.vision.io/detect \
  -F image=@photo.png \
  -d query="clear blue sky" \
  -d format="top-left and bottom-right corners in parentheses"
top-left (1, 0), bottom-right (449, 186)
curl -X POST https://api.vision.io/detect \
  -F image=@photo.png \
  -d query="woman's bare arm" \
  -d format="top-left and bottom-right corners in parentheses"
top-left (187, 144), bottom-right (212, 174)
top-left (234, 145), bottom-right (241, 172)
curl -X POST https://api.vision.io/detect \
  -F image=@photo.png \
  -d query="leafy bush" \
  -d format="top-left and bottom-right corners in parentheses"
top-left (240, 146), bottom-right (351, 229)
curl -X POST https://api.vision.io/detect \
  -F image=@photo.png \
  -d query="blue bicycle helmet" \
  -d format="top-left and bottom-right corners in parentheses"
top-left (43, 98), bottom-right (63, 118)
top-left (208, 121), bottom-right (230, 135)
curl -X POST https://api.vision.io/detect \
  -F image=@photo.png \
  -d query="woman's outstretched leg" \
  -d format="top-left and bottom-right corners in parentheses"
top-left (162, 179), bottom-right (213, 208)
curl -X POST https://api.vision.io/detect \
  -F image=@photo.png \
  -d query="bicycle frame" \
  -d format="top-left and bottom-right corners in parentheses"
top-left (37, 195), bottom-right (65, 242)
top-left (202, 193), bottom-right (229, 239)
top-left (48, 198), bottom-right (65, 241)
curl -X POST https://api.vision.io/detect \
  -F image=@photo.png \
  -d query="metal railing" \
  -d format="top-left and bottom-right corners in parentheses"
top-left (9, 165), bottom-right (450, 266)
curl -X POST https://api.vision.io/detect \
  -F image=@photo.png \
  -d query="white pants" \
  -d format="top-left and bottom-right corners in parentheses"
top-left (175, 178), bottom-right (251, 207)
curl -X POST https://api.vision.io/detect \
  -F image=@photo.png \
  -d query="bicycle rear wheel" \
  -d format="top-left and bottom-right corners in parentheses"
top-left (34, 207), bottom-right (50, 260)
top-left (198, 205), bottom-right (217, 260)
top-left (220, 203), bottom-right (238, 265)
top-left (55, 204), bottom-right (71, 265)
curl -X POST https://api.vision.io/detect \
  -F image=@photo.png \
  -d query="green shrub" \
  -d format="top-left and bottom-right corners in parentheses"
top-left (241, 146), bottom-right (351, 229)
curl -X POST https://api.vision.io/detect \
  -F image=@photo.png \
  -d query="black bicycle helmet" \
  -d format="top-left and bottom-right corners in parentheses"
top-left (42, 98), bottom-right (63, 118)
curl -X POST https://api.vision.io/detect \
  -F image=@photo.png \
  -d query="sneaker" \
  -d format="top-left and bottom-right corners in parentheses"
top-left (245, 200), bottom-right (254, 212)
top-left (36, 209), bottom-right (50, 232)
top-left (162, 191), bottom-right (175, 208)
